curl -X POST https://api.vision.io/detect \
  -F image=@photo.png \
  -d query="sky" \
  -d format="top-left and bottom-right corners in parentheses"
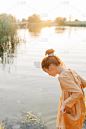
top-left (0, 0), bottom-right (86, 21)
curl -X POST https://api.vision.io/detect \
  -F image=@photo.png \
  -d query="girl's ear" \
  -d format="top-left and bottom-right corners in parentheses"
top-left (48, 64), bottom-right (53, 70)
top-left (48, 66), bottom-right (51, 71)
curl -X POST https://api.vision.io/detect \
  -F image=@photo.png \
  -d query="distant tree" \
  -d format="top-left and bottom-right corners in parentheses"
top-left (22, 18), bottom-right (26, 22)
top-left (54, 17), bottom-right (67, 25)
top-left (75, 19), bottom-right (78, 21)
top-left (28, 14), bottom-right (41, 23)
top-left (63, 17), bottom-right (67, 22)
top-left (46, 20), bottom-right (52, 23)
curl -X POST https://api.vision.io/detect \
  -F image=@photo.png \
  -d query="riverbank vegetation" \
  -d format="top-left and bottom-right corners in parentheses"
top-left (0, 13), bottom-right (19, 63)
top-left (17, 13), bottom-right (86, 29)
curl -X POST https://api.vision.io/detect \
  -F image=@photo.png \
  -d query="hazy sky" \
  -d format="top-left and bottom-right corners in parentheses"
top-left (0, 0), bottom-right (86, 21)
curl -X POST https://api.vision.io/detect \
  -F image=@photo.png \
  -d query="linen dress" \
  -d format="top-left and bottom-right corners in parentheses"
top-left (57, 68), bottom-right (86, 129)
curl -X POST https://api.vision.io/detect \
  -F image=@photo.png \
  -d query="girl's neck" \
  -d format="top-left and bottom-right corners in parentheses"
top-left (56, 65), bottom-right (68, 75)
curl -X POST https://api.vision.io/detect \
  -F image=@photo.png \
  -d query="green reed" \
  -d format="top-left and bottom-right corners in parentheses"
top-left (0, 13), bottom-right (17, 46)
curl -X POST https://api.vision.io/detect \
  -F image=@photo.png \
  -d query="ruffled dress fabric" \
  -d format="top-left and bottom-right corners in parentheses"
top-left (57, 69), bottom-right (86, 129)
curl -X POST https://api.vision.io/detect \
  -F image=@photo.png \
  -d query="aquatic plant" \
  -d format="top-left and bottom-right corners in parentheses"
top-left (0, 120), bottom-right (5, 129)
top-left (21, 111), bottom-right (46, 128)
top-left (0, 13), bottom-right (20, 64)
top-left (0, 13), bottom-right (17, 46)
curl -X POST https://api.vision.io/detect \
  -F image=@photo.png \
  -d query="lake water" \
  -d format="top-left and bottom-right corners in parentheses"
top-left (0, 26), bottom-right (86, 129)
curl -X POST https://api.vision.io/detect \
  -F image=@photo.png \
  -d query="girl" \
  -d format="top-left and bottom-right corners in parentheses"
top-left (41, 48), bottom-right (86, 129)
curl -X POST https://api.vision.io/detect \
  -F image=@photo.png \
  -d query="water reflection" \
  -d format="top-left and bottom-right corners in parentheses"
top-left (1, 26), bottom-right (86, 70)
top-left (68, 27), bottom-right (72, 38)
top-left (0, 27), bottom-right (86, 129)
top-left (0, 36), bottom-right (19, 65)
top-left (0, 45), bottom-right (3, 63)
top-left (28, 24), bottom-right (42, 36)
top-left (54, 27), bottom-right (66, 34)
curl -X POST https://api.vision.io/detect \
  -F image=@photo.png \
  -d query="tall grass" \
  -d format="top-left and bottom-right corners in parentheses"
top-left (0, 13), bottom-right (17, 46)
top-left (0, 13), bottom-right (19, 63)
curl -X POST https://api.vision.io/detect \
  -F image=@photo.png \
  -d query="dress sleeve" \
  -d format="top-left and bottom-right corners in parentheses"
top-left (58, 75), bottom-right (83, 108)
top-left (78, 74), bottom-right (86, 88)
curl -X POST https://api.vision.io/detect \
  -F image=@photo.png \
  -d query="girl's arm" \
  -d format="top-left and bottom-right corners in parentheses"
top-left (58, 75), bottom-right (83, 108)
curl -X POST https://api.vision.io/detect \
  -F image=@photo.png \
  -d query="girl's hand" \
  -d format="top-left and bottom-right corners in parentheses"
top-left (60, 105), bottom-right (66, 115)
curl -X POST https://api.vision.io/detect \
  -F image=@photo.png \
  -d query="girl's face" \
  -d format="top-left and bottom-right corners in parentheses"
top-left (43, 64), bottom-right (58, 77)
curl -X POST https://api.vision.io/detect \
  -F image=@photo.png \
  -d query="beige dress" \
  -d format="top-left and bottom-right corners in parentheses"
top-left (57, 69), bottom-right (86, 129)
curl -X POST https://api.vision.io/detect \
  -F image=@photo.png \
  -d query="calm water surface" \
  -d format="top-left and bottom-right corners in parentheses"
top-left (0, 26), bottom-right (86, 129)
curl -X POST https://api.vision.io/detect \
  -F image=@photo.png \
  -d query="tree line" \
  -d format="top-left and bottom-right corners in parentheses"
top-left (21, 13), bottom-right (67, 26)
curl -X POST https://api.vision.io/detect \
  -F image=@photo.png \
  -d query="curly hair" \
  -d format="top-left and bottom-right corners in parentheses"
top-left (41, 48), bottom-right (66, 69)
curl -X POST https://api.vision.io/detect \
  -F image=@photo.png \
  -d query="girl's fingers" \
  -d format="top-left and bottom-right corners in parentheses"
top-left (64, 110), bottom-right (66, 113)
top-left (60, 110), bottom-right (66, 115)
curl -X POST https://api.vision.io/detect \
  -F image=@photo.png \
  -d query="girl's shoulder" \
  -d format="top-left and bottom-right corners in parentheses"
top-left (58, 68), bottom-right (77, 81)
top-left (58, 68), bottom-right (73, 77)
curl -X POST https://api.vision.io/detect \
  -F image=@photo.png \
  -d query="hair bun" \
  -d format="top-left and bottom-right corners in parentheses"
top-left (45, 49), bottom-right (55, 56)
